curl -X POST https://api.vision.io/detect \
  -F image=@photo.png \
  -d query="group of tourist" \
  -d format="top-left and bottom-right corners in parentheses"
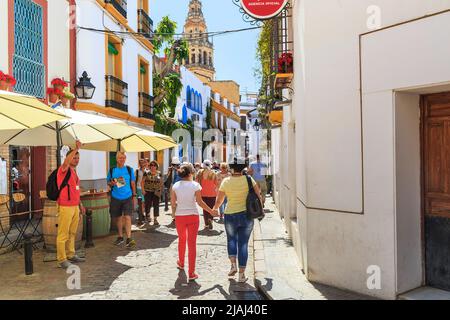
top-left (53, 140), bottom-right (268, 283)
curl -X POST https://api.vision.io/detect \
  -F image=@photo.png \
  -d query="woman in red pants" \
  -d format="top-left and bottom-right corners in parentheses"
top-left (171, 163), bottom-right (217, 281)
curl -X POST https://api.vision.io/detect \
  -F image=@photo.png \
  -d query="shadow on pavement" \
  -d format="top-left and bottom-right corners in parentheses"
top-left (197, 229), bottom-right (224, 237)
top-left (169, 270), bottom-right (233, 300)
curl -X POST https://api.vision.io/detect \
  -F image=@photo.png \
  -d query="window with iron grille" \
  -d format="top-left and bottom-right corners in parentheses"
top-left (270, 1), bottom-right (294, 91)
top-left (13, 0), bottom-right (45, 98)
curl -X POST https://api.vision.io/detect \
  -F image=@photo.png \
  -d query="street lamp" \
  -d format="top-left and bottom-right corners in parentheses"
top-left (253, 119), bottom-right (260, 131)
top-left (75, 71), bottom-right (96, 100)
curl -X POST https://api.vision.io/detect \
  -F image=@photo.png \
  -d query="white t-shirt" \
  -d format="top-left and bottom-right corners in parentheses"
top-left (172, 181), bottom-right (202, 216)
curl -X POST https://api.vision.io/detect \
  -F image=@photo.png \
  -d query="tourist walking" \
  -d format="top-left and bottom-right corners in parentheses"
top-left (136, 158), bottom-right (148, 227)
top-left (171, 163), bottom-right (217, 281)
top-left (217, 162), bottom-right (231, 222)
top-left (248, 154), bottom-right (268, 206)
top-left (56, 141), bottom-right (86, 269)
top-left (213, 158), bottom-right (263, 283)
top-left (142, 160), bottom-right (164, 226)
top-left (196, 160), bottom-right (219, 230)
top-left (107, 152), bottom-right (137, 248)
top-left (165, 157), bottom-right (181, 223)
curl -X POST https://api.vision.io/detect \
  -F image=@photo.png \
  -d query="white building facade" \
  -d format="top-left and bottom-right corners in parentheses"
top-left (271, 0), bottom-right (450, 299)
top-left (173, 66), bottom-right (211, 164)
top-left (75, 0), bottom-right (155, 189)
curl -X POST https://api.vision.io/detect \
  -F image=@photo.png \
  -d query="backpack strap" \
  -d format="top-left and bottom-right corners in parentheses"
top-left (109, 167), bottom-right (115, 191)
top-left (126, 166), bottom-right (132, 181)
top-left (245, 175), bottom-right (254, 192)
top-left (60, 168), bottom-right (72, 200)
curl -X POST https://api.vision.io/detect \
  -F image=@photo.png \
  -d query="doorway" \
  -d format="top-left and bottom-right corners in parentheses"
top-left (421, 92), bottom-right (450, 291)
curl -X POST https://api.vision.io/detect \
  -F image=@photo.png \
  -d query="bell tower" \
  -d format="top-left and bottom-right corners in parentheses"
top-left (182, 0), bottom-right (215, 83)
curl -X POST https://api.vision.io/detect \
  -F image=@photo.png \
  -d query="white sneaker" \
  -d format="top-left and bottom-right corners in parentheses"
top-left (228, 264), bottom-right (238, 277)
top-left (238, 272), bottom-right (248, 283)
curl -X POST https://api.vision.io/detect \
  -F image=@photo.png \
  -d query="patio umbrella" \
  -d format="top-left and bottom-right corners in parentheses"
top-left (0, 107), bottom-right (140, 147)
top-left (81, 128), bottom-right (177, 152)
top-left (0, 90), bottom-right (67, 130)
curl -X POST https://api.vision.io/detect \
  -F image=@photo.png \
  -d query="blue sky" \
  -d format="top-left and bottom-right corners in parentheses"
top-left (150, 0), bottom-right (261, 93)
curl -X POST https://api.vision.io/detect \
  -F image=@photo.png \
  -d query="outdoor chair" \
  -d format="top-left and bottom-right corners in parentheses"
top-left (0, 195), bottom-right (13, 250)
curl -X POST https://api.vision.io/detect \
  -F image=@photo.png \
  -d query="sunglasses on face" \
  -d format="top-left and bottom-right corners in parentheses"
top-left (150, 164), bottom-right (156, 167)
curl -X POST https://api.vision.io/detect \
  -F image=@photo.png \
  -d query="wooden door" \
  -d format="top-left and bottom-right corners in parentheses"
top-left (422, 92), bottom-right (450, 291)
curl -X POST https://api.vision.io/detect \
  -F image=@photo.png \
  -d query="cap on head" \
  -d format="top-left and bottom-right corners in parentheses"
top-left (202, 160), bottom-right (212, 169)
top-left (171, 157), bottom-right (181, 165)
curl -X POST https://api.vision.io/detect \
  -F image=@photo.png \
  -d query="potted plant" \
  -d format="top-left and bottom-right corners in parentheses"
top-left (51, 78), bottom-right (69, 92)
top-left (61, 87), bottom-right (75, 107)
top-left (47, 87), bottom-right (64, 104)
top-left (0, 71), bottom-right (16, 91)
top-left (277, 52), bottom-right (294, 74)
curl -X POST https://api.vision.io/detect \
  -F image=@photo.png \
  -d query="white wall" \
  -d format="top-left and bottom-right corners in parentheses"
top-left (48, 0), bottom-right (70, 82)
top-left (78, 150), bottom-right (107, 181)
top-left (0, 0), bottom-right (8, 72)
top-left (394, 92), bottom-right (422, 294)
top-left (76, 0), bottom-right (154, 181)
top-left (76, 0), bottom-right (154, 110)
top-left (292, 0), bottom-right (450, 299)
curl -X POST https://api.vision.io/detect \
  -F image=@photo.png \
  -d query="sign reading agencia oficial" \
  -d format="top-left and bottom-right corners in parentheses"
top-left (240, 0), bottom-right (289, 20)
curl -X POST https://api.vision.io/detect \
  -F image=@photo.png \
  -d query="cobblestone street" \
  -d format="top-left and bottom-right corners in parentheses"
top-left (0, 208), bottom-right (262, 300)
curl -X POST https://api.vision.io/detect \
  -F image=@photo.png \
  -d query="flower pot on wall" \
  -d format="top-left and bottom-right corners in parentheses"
top-left (0, 81), bottom-right (9, 91)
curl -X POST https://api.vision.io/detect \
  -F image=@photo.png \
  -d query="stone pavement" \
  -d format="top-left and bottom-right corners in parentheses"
top-left (0, 206), bottom-right (261, 300)
top-left (253, 197), bottom-right (376, 300)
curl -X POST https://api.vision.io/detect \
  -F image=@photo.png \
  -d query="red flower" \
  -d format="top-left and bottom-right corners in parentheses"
top-left (0, 71), bottom-right (6, 81)
top-left (51, 78), bottom-right (68, 87)
top-left (47, 88), bottom-right (64, 96)
top-left (5, 74), bottom-right (16, 86)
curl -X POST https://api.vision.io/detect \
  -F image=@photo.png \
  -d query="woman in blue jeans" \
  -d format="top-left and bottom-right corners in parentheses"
top-left (213, 159), bottom-right (263, 283)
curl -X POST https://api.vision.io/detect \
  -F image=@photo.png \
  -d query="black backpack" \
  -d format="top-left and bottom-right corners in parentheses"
top-left (245, 175), bottom-right (264, 221)
top-left (46, 167), bottom-right (71, 201)
top-left (109, 166), bottom-right (133, 192)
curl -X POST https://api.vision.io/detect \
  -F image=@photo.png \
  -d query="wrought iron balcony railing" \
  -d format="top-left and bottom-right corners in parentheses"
top-left (106, 0), bottom-right (127, 19)
top-left (138, 92), bottom-right (154, 120)
top-left (105, 75), bottom-right (128, 112)
top-left (137, 9), bottom-right (153, 40)
top-left (270, 1), bottom-right (294, 90)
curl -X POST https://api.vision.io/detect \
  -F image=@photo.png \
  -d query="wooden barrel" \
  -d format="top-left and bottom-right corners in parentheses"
top-left (42, 200), bottom-right (83, 252)
top-left (0, 202), bottom-right (9, 231)
top-left (81, 192), bottom-right (111, 238)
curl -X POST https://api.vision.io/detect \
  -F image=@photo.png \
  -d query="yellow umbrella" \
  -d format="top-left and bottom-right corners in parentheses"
top-left (0, 107), bottom-right (140, 147)
top-left (0, 90), bottom-right (67, 130)
top-left (81, 128), bottom-right (177, 152)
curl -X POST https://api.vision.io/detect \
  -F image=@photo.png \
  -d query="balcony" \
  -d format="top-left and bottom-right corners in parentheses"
top-left (137, 9), bottom-right (153, 40)
top-left (105, 0), bottom-right (127, 19)
top-left (138, 92), bottom-right (154, 120)
top-left (184, 63), bottom-right (215, 71)
top-left (105, 75), bottom-right (128, 112)
top-left (271, 4), bottom-right (294, 90)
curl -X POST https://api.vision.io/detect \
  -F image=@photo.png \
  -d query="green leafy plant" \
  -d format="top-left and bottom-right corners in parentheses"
top-left (152, 16), bottom-right (190, 136)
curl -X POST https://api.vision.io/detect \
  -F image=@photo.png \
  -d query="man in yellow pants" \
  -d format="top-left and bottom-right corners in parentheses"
top-left (56, 141), bottom-right (86, 269)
